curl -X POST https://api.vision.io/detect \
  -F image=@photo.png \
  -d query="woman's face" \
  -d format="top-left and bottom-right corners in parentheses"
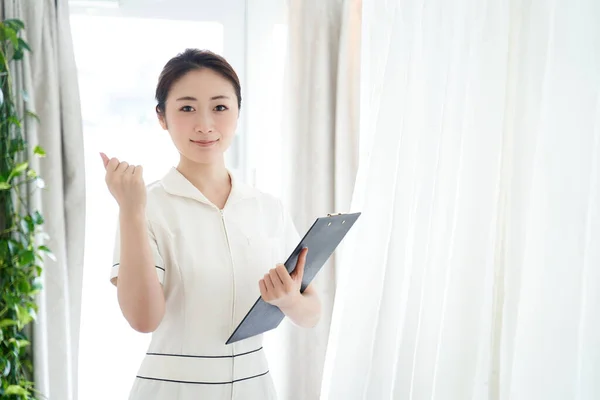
top-left (158, 68), bottom-right (239, 166)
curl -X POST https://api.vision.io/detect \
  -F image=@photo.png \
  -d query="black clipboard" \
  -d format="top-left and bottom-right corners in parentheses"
top-left (226, 212), bottom-right (361, 344)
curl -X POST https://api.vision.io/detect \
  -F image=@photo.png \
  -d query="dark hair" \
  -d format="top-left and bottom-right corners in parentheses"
top-left (155, 48), bottom-right (242, 114)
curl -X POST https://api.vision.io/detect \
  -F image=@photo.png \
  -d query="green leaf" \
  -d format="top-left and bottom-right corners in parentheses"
top-left (17, 37), bottom-right (31, 52)
top-left (20, 218), bottom-right (30, 234)
top-left (0, 182), bottom-right (11, 190)
top-left (32, 211), bottom-right (44, 225)
top-left (7, 239), bottom-right (19, 256)
top-left (26, 169), bottom-right (37, 179)
top-left (15, 305), bottom-right (33, 327)
top-left (2, 360), bottom-right (11, 377)
top-left (13, 339), bottom-right (30, 349)
top-left (9, 137), bottom-right (25, 152)
top-left (13, 48), bottom-right (24, 61)
top-left (4, 19), bottom-right (25, 30)
top-left (26, 110), bottom-right (40, 124)
top-left (5, 385), bottom-right (28, 396)
top-left (19, 250), bottom-right (35, 266)
top-left (38, 245), bottom-right (51, 253)
top-left (22, 360), bottom-right (33, 373)
top-left (5, 27), bottom-right (19, 45)
top-left (38, 245), bottom-right (55, 262)
top-left (7, 116), bottom-right (21, 128)
top-left (9, 162), bottom-right (29, 179)
top-left (30, 277), bottom-right (43, 294)
top-left (33, 145), bottom-right (46, 157)
top-left (25, 215), bottom-right (34, 230)
top-left (13, 162), bottom-right (28, 174)
top-left (31, 276), bottom-right (43, 287)
top-left (0, 319), bottom-right (17, 328)
top-left (18, 280), bottom-right (31, 294)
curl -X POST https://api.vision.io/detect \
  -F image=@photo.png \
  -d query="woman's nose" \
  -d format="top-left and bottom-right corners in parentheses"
top-left (194, 111), bottom-right (214, 134)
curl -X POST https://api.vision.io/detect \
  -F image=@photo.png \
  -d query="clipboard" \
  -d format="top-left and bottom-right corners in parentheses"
top-left (226, 212), bottom-right (361, 344)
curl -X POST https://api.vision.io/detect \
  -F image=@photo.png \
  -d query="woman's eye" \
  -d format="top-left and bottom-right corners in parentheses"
top-left (180, 106), bottom-right (195, 112)
top-left (215, 105), bottom-right (228, 112)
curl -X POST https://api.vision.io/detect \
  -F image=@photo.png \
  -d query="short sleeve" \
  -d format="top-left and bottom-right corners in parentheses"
top-left (110, 219), bottom-right (166, 286)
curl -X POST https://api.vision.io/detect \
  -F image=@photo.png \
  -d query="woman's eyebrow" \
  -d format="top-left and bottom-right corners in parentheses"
top-left (175, 95), bottom-right (230, 101)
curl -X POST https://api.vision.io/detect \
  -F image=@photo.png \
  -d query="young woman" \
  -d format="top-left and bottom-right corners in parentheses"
top-left (101, 49), bottom-right (321, 400)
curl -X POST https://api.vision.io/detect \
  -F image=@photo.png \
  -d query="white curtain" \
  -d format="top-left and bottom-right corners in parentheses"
top-left (2, 1), bottom-right (86, 399)
top-left (270, 0), bottom-right (361, 399)
top-left (321, 0), bottom-right (600, 399)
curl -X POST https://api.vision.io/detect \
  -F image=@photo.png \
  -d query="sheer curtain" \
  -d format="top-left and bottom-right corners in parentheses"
top-left (268, 0), bottom-right (361, 399)
top-left (321, 0), bottom-right (600, 399)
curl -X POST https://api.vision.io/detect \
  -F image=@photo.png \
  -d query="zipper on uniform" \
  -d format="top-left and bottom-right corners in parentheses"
top-left (220, 208), bottom-right (236, 399)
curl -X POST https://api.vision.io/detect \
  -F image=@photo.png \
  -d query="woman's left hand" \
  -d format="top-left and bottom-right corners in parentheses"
top-left (259, 247), bottom-right (308, 309)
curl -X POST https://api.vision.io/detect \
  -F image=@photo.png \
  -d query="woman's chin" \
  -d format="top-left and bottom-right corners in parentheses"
top-left (180, 149), bottom-right (225, 166)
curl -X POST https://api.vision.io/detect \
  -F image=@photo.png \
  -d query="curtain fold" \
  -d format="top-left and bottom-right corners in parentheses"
top-left (273, 0), bottom-right (361, 398)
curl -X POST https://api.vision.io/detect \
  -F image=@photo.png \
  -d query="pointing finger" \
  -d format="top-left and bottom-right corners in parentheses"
top-left (100, 152), bottom-right (110, 169)
top-left (292, 247), bottom-right (308, 281)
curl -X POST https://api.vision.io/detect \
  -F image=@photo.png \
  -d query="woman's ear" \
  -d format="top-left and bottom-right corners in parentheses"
top-left (156, 106), bottom-right (168, 130)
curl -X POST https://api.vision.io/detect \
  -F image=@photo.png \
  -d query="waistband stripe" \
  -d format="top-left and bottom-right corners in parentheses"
top-left (136, 370), bottom-right (269, 386)
top-left (145, 347), bottom-right (263, 359)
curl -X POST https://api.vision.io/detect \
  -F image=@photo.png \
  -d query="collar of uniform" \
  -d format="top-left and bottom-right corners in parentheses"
top-left (160, 167), bottom-right (257, 208)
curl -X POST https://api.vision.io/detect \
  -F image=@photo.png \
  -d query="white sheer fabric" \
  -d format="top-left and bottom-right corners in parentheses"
top-left (322, 0), bottom-right (600, 399)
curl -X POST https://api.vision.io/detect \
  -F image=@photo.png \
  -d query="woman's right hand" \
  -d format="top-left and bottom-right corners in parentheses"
top-left (100, 152), bottom-right (146, 214)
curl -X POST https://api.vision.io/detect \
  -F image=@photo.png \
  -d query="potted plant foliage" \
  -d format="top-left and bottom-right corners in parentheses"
top-left (0, 18), bottom-right (51, 400)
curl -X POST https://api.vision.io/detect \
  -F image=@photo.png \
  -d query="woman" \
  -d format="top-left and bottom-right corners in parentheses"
top-left (101, 49), bottom-right (321, 399)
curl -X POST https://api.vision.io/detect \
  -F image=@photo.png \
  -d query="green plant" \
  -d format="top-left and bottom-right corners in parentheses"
top-left (0, 19), bottom-right (51, 400)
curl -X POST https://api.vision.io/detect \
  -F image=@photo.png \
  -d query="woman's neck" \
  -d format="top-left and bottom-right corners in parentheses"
top-left (176, 158), bottom-right (232, 208)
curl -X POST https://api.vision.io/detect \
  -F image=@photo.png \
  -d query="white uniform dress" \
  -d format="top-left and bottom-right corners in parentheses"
top-left (110, 167), bottom-right (299, 400)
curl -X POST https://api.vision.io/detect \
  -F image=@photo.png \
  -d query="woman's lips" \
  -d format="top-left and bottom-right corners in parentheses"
top-left (190, 139), bottom-right (219, 147)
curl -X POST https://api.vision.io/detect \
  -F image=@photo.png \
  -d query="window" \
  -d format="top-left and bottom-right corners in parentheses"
top-left (70, 6), bottom-right (239, 400)
top-left (247, 22), bottom-right (289, 198)
top-left (70, 1), bottom-right (286, 398)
